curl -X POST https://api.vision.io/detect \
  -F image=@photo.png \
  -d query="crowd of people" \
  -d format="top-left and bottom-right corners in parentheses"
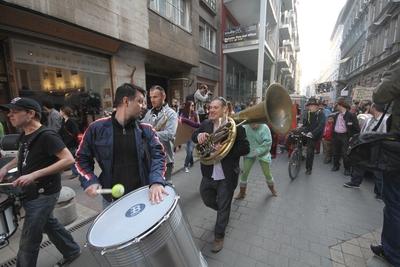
top-left (0, 64), bottom-right (398, 267)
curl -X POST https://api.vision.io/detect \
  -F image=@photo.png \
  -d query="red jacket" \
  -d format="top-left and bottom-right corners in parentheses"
top-left (323, 121), bottom-right (334, 140)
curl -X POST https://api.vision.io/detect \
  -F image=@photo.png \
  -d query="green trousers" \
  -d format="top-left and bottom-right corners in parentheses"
top-left (240, 157), bottom-right (274, 186)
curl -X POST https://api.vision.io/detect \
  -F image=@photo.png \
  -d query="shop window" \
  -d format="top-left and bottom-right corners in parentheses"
top-left (199, 19), bottom-right (216, 52)
top-left (149, 0), bottom-right (191, 32)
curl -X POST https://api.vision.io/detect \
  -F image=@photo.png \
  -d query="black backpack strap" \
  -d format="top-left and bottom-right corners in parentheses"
top-left (372, 102), bottom-right (392, 132)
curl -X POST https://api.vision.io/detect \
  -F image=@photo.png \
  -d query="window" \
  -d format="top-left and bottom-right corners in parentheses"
top-left (149, 0), bottom-right (191, 31)
top-left (201, 0), bottom-right (216, 13)
top-left (199, 19), bottom-right (216, 52)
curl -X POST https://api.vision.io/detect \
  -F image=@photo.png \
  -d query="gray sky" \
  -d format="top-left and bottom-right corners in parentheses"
top-left (297, 0), bottom-right (347, 93)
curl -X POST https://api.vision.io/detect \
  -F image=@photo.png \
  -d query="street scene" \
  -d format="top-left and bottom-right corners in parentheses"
top-left (0, 0), bottom-right (399, 267)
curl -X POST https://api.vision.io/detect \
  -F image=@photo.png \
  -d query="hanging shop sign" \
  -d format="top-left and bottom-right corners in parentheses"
top-left (223, 25), bottom-right (258, 44)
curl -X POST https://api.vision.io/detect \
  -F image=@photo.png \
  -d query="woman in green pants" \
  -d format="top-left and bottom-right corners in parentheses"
top-left (235, 123), bottom-right (277, 199)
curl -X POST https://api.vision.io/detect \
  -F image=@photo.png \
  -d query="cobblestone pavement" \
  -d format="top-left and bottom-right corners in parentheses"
top-left (0, 149), bottom-right (389, 267)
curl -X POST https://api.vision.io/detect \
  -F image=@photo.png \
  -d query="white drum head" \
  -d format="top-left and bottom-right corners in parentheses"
top-left (88, 185), bottom-right (176, 248)
top-left (8, 167), bottom-right (17, 174)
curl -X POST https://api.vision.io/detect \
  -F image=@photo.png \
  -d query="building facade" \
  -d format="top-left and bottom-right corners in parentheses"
top-left (221, 0), bottom-right (299, 105)
top-left (338, 0), bottom-right (400, 102)
top-left (0, 0), bottom-right (221, 128)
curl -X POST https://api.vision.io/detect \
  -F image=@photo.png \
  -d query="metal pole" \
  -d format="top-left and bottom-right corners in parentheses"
top-left (256, 0), bottom-right (267, 103)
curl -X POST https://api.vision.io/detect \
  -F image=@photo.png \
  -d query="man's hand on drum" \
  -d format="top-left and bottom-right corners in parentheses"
top-left (149, 183), bottom-right (168, 204)
top-left (13, 173), bottom-right (35, 187)
top-left (85, 183), bottom-right (101, 198)
top-left (197, 132), bottom-right (209, 144)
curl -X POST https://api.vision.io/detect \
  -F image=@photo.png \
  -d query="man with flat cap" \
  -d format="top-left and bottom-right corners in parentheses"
top-left (0, 97), bottom-right (80, 267)
top-left (302, 97), bottom-right (325, 175)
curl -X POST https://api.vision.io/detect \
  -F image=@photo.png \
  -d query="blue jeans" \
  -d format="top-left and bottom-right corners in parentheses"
top-left (184, 141), bottom-right (194, 167)
top-left (381, 171), bottom-right (400, 266)
top-left (17, 192), bottom-right (80, 267)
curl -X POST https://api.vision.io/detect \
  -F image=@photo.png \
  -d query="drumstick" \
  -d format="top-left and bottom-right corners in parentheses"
top-left (96, 184), bottom-right (125, 198)
top-left (0, 183), bottom-right (14, 186)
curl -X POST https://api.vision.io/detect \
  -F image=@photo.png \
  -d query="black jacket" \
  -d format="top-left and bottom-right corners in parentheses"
top-left (302, 110), bottom-right (325, 140)
top-left (192, 119), bottom-right (250, 190)
top-left (332, 111), bottom-right (360, 138)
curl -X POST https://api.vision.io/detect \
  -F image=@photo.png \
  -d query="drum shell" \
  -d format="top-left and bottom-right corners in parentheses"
top-left (88, 198), bottom-right (206, 267)
top-left (0, 194), bottom-right (17, 240)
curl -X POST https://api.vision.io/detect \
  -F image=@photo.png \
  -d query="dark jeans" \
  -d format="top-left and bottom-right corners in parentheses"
top-left (350, 167), bottom-right (383, 196)
top-left (381, 171), bottom-right (400, 266)
top-left (200, 177), bottom-right (234, 239)
top-left (184, 141), bottom-right (194, 167)
top-left (17, 192), bottom-right (80, 267)
top-left (305, 138), bottom-right (317, 171)
top-left (332, 133), bottom-right (350, 171)
top-left (165, 163), bottom-right (174, 181)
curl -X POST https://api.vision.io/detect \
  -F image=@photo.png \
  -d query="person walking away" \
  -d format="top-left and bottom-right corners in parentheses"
top-left (369, 58), bottom-right (400, 266)
top-left (322, 115), bottom-right (334, 164)
top-left (59, 106), bottom-right (80, 179)
top-left (42, 100), bottom-right (63, 132)
top-left (142, 85), bottom-right (178, 181)
top-left (0, 97), bottom-right (80, 267)
top-left (180, 101), bottom-right (200, 173)
top-left (235, 123), bottom-right (277, 199)
top-left (76, 83), bottom-right (167, 208)
top-left (192, 97), bottom-right (249, 253)
top-left (302, 98), bottom-right (325, 175)
top-left (331, 97), bottom-right (360, 176)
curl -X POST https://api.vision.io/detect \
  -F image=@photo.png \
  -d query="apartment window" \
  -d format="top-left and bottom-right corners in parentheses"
top-left (201, 0), bottom-right (216, 13)
top-left (199, 19), bottom-right (216, 52)
top-left (394, 16), bottom-right (399, 43)
top-left (150, 0), bottom-right (191, 31)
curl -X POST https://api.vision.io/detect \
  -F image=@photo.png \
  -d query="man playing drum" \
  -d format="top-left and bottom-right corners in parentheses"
top-left (0, 97), bottom-right (80, 267)
top-left (192, 97), bottom-right (249, 253)
top-left (76, 83), bottom-right (167, 207)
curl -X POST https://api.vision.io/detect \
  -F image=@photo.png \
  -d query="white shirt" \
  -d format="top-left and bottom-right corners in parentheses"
top-left (212, 118), bottom-right (227, 181)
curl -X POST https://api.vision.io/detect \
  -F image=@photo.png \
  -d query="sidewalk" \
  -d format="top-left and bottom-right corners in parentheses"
top-left (0, 147), bottom-right (392, 267)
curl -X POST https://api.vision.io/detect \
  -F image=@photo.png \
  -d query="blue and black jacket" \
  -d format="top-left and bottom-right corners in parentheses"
top-left (76, 115), bottom-right (166, 192)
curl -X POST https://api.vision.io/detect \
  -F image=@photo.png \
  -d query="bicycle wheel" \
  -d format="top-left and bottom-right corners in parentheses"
top-left (288, 149), bottom-right (301, 179)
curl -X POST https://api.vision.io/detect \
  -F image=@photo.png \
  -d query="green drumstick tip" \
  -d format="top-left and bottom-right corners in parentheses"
top-left (111, 184), bottom-right (125, 198)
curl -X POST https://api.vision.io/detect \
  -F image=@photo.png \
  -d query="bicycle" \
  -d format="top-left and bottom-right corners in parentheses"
top-left (287, 131), bottom-right (308, 180)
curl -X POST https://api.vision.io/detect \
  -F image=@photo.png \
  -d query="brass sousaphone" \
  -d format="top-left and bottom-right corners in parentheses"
top-left (197, 83), bottom-right (293, 165)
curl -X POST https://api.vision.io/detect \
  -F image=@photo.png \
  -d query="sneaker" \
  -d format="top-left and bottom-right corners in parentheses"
top-left (343, 182), bottom-right (360, 188)
top-left (370, 244), bottom-right (388, 260)
top-left (184, 167), bottom-right (189, 173)
top-left (305, 169), bottom-right (312, 175)
top-left (54, 251), bottom-right (81, 267)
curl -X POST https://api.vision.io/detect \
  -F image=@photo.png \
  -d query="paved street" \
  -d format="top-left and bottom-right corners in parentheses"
top-left (0, 149), bottom-right (389, 267)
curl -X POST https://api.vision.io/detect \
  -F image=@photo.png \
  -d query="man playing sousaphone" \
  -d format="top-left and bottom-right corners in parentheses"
top-left (142, 85), bottom-right (178, 181)
top-left (192, 96), bottom-right (249, 253)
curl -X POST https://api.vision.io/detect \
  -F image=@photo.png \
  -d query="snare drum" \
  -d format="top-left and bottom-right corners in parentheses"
top-left (0, 193), bottom-right (17, 245)
top-left (0, 167), bottom-right (22, 198)
top-left (87, 185), bottom-right (207, 267)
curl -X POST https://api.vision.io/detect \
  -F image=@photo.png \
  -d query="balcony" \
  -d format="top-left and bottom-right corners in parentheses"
top-left (278, 47), bottom-right (290, 69)
top-left (281, 0), bottom-right (294, 11)
top-left (279, 12), bottom-right (292, 40)
top-left (283, 39), bottom-right (294, 52)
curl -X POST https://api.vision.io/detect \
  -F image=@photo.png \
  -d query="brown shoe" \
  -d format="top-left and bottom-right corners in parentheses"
top-left (268, 184), bottom-right (278, 197)
top-left (211, 238), bottom-right (224, 253)
top-left (234, 186), bottom-right (246, 200)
